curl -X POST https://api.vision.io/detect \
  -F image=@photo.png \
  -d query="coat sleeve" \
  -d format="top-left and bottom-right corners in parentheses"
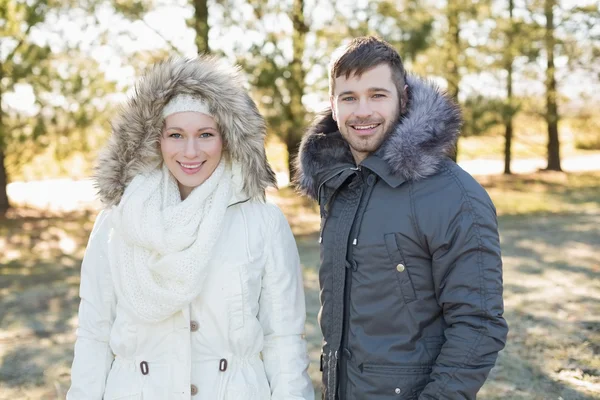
top-left (417, 176), bottom-right (508, 400)
top-left (258, 203), bottom-right (315, 400)
top-left (67, 209), bottom-right (116, 400)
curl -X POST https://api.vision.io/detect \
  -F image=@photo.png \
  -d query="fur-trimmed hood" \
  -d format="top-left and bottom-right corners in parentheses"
top-left (95, 56), bottom-right (276, 206)
top-left (295, 74), bottom-right (462, 199)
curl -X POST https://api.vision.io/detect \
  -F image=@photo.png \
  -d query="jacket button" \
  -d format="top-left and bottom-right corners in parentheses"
top-left (395, 387), bottom-right (401, 394)
top-left (343, 348), bottom-right (352, 359)
top-left (191, 384), bottom-right (198, 396)
top-left (190, 320), bottom-right (199, 332)
top-left (396, 263), bottom-right (405, 272)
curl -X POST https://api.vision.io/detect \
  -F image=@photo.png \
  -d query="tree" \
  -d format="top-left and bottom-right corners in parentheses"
top-left (0, 0), bottom-right (116, 214)
top-left (487, 0), bottom-right (539, 174)
top-left (189, 0), bottom-right (210, 54)
top-left (1, 0), bottom-right (57, 214)
top-left (526, 0), bottom-right (600, 171)
top-left (544, 0), bottom-right (561, 171)
top-left (214, 0), bottom-right (308, 179)
top-left (503, 0), bottom-right (516, 174)
top-left (434, 0), bottom-right (492, 160)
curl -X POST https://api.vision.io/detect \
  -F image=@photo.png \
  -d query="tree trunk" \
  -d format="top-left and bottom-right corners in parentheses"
top-left (446, 0), bottom-right (460, 162)
top-left (504, 0), bottom-right (514, 175)
top-left (287, 0), bottom-right (307, 184)
top-left (286, 135), bottom-right (302, 184)
top-left (191, 0), bottom-right (210, 54)
top-left (544, 0), bottom-right (562, 171)
top-left (0, 61), bottom-right (10, 215)
top-left (0, 151), bottom-right (9, 215)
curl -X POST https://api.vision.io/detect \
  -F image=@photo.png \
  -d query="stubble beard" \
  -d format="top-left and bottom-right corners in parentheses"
top-left (339, 108), bottom-right (401, 160)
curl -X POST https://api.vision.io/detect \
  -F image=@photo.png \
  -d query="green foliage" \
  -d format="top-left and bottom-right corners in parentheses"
top-left (0, 0), bottom-right (118, 182)
top-left (571, 112), bottom-right (600, 150)
top-left (462, 95), bottom-right (515, 137)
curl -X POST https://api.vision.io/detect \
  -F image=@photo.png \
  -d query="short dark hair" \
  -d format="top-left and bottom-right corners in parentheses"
top-left (329, 36), bottom-right (406, 98)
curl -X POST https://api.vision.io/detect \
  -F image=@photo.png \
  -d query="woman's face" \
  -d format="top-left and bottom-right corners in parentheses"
top-left (160, 112), bottom-right (223, 200)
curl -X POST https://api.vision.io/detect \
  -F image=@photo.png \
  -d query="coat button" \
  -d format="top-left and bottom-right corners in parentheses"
top-left (190, 320), bottom-right (199, 332)
top-left (395, 387), bottom-right (402, 394)
top-left (191, 384), bottom-right (198, 396)
top-left (343, 348), bottom-right (352, 359)
top-left (396, 263), bottom-right (405, 272)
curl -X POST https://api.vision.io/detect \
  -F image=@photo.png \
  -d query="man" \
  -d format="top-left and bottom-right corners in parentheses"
top-left (295, 36), bottom-right (508, 399)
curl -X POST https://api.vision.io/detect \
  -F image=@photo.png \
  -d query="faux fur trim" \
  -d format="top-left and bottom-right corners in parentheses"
top-left (295, 74), bottom-right (462, 199)
top-left (95, 56), bottom-right (276, 206)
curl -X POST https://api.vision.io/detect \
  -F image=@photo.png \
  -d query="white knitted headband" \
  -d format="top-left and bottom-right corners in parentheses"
top-left (162, 94), bottom-right (212, 118)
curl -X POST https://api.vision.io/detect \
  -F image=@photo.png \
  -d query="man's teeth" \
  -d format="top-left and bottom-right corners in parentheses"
top-left (180, 162), bottom-right (202, 168)
top-left (353, 124), bottom-right (378, 130)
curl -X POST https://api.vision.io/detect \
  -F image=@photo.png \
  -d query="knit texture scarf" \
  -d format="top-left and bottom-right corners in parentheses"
top-left (109, 158), bottom-right (233, 322)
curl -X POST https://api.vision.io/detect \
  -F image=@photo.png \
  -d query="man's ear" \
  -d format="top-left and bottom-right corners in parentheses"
top-left (330, 96), bottom-right (337, 121)
top-left (400, 84), bottom-right (409, 115)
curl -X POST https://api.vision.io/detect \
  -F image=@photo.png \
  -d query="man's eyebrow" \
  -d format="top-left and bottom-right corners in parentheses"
top-left (337, 90), bottom-right (355, 97)
top-left (369, 87), bottom-right (393, 93)
top-left (337, 87), bottom-right (393, 97)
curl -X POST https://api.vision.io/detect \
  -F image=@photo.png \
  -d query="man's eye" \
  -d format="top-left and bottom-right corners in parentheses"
top-left (373, 94), bottom-right (386, 98)
top-left (341, 96), bottom-right (355, 102)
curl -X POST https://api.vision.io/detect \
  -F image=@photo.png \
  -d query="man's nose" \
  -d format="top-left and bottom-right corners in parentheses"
top-left (354, 99), bottom-right (373, 118)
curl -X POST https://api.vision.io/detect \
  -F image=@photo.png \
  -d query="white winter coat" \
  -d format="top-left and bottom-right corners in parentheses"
top-left (68, 197), bottom-right (314, 399)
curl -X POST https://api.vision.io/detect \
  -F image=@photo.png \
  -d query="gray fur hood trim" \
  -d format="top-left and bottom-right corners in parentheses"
top-left (95, 56), bottom-right (276, 206)
top-left (295, 74), bottom-right (462, 198)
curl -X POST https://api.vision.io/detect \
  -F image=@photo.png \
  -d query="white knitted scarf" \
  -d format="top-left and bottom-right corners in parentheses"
top-left (109, 158), bottom-right (232, 322)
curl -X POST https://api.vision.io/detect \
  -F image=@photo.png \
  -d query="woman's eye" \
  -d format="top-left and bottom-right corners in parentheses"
top-left (168, 133), bottom-right (182, 139)
top-left (199, 132), bottom-right (214, 138)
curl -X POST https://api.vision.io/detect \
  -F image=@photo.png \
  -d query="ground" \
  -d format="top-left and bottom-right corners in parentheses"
top-left (0, 171), bottom-right (599, 399)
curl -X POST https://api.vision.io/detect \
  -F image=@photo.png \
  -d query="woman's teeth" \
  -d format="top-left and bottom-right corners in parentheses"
top-left (180, 162), bottom-right (203, 168)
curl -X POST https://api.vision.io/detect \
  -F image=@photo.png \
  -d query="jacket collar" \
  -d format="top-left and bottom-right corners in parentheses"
top-left (295, 74), bottom-right (462, 199)
top-left (361, 155), bottom-right (406, 188)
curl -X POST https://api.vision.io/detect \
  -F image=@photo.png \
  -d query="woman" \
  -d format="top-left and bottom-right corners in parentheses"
top-left (67, 56), bottom-right (314, 400)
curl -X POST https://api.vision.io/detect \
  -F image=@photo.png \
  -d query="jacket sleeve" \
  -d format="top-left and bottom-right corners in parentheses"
top-left (258, 203), bottom-right (315, 400)
top-left (417, 178), bottom-right (508, 400)
top-left (67, 209), bottom-right (116, 400)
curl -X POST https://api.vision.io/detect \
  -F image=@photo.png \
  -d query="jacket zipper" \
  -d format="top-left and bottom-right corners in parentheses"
top-left (339, 169), bottom-right (367, 399)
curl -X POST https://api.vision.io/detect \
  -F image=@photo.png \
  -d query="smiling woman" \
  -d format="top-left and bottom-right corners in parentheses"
top-left (66, 56), bottom-right (314, 400)
top-left (161, 104), bottom-right (224, 200)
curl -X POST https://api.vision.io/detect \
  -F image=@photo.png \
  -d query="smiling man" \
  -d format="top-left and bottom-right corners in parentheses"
top-left (296, 36), bottom-right (508, 399)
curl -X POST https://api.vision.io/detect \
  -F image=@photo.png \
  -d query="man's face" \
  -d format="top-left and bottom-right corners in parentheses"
top-left (330, 64), bottom-right (400, 164)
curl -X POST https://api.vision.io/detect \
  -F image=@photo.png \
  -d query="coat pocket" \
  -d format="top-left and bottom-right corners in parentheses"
top-left (224, 383), bottom-right (259, 400)
top-left (384, 233), bottom-right (417, 303)
top-left (103, 363), bottom-right (143, 400)
top-left (356, 363), bottom-right (432, 400)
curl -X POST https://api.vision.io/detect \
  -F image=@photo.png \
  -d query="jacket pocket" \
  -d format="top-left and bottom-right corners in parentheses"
top-left (103, 363), bottom-right (143, 400)
top-left (357, 364), bottom-right (432, 400)
top-left (384, 233), bottom-right (417, 303)
top-left (224, 383), bottom-right (259, 400)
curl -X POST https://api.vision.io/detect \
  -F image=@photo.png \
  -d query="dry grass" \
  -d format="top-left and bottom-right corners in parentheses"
top-left (1, 172), bottom-right (599, 399)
